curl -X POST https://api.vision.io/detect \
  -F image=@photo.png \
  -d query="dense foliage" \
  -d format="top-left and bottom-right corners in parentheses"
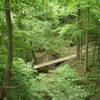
top-left (0, 0), bottom-right (100, 100)
top-left (6, 60), bottom-right (89, 100)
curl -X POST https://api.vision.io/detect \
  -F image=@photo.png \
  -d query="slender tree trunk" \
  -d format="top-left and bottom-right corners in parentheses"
top-left (80, 11), bottom-right (83, 64)
top-left (0, 33), bottom-right (2, 49)
top-left (76, 38), bottom-right (81, 59)
top-left (85, 32), bottom-right (89, 70)
top-left (4, 0), bottom-right (13, 86)
top-left (92, 43), bottom-right (96, 66)
top-left (97, 39), bottom-right (100, 62)
top-left (29, 41), bottom-right (37, 67)
top-left (0, 0), bottom-right (13, 99)
top-left (31, 52), bottom-right (37, 67)
top-left (76, 4), bottom-right (81, 59)
top-left (85, 7), bottom-right (90, 72)
top-left (0, 33), bottom-right (3, 64)
top-left (80, 34), bottom-right (82, 64)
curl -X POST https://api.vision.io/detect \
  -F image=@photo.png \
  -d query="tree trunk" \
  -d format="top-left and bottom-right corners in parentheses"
top-left (85, 33), bottom-right (89, 70)
top-left (0, 33), bottom-right (2, 52)
top-left (85, 7), bottom-right (90, 72)
top-left (76, 4), bottom-right (81, 59)
top-left (80, 34), bottom-right (82, 64)
top-left (29, 41), bottom-right (37, 67)
top-left (97, 39), bottom-right (100, 62)
top-left (92, 43), bottom-right (96, 66)
top-left (76, 38), bottom-right (81, 59)
top-left (0, 0), bottom-right (13, 99)
top-left (0, 33), bottom-right (3, 66)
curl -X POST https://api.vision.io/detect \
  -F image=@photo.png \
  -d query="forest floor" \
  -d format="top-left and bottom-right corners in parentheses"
top-left (59, 56), bottom-right (100, 100)
top-left (47, 58), bottom-right (100, 100)
top-left (34, 44), bottom-right (99, 100)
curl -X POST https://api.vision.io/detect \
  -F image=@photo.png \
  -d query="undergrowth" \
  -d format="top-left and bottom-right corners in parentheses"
top-left (5, 58), bottom-right (90, 100)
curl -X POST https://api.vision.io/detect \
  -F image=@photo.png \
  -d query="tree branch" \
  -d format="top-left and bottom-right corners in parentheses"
top-left (0, 84), bottom-right (26, 89)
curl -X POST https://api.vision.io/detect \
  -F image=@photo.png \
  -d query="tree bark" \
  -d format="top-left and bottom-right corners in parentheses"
top-left (85, 33), bottom-right (89, 70)
top-left (97, 39), bottom-right (100, 62)
top-left (0, 33), bottom-right (3, 68)
top-left (29, 41), bottom-right (37, 67)
top-left (76, 39), bottom-right (81, 59)
top-left (85, 7), bottom-right (90, 72)
top-left (0, 0), bottom-right (13, 99)
top-left (76, 4), bottom-right (81, 59)
top-left (92, 43), bottom-right (96, 66)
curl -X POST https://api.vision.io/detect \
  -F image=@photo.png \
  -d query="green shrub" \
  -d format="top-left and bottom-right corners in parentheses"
top-left (69, 40), bottom-right (75, 46)
top-left (5, 59), bottom-right (89, 100)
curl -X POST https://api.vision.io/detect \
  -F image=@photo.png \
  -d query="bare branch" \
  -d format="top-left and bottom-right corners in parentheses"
top-left (0, 84), bottom-right (26, 89)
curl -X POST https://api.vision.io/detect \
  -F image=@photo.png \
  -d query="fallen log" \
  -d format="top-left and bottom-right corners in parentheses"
top-left (33, 54), bottom-right (76, 69)
top-left (33, 49), bottom-right (91, 69)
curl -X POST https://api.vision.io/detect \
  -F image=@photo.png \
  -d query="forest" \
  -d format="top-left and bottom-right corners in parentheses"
top-left (0, 0), bottom-right (100, 100)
